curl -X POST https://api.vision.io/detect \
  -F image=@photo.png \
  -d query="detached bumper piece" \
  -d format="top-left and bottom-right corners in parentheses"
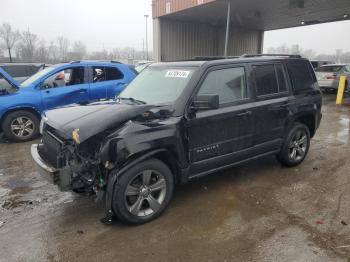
top-left (31, 144), bottom-right (71, 191)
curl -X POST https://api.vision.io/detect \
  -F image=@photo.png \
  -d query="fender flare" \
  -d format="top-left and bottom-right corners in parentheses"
top-left (102, 148), bottom-right (169, 224)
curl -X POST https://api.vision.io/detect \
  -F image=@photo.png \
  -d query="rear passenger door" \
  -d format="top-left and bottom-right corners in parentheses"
top-left (89, 66), bottom-right (126, 101)
top-left (187, 65), bottom-right (255, 176)
top-left (251, 63), bottom-right (291, 152)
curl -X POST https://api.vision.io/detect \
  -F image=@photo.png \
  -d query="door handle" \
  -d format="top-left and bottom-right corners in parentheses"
top-left (268, 103), bottom-right (290, 111)
top-left (79, 89), bottom-right (87, 94)
top-left (45, 90), bottom-right (50, 94)
top-left (236, 111), bottom-right (252, 117)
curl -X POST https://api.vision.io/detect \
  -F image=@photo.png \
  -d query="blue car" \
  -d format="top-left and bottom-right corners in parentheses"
top-left (0, 61), bottom-right (137, 142)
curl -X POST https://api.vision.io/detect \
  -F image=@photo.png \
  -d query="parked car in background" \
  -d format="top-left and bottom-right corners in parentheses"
top-left (311, 60), bottom-right (333, 69)
top-left (0, 63), bottom-right (49, 83)
top-left (31, 55), bottom-right (322, 225)
top-left (0, 61), bottom-right (137, 142)
top-left (315, 64), bottom-right (350, 92)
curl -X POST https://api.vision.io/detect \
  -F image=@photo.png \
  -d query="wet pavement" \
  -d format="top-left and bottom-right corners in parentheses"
top-left (1, 94), bottom-right (350, 262)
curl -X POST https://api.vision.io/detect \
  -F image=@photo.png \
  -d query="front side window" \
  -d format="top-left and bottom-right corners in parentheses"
top-left (21, 66), bottom-right (58, 87)
top-left (41, 67), bottom-right (85, 89)
top-left (119, 67), bottom-right (195, 105)
top-left (198, 67), bottom-right (247, 104)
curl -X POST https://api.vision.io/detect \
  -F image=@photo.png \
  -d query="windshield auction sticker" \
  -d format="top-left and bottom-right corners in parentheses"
top-left (165, 70), bottom-right (190, 78)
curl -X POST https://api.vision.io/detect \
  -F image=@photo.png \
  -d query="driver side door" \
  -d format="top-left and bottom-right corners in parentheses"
top-left (40, 66), bottom-right (90, 110)
top-left (187, 65), bottom-right (255, 177)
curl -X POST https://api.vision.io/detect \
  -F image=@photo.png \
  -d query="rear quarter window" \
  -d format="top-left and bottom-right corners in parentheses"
top-left (286, 61), bottom-right (315, 91)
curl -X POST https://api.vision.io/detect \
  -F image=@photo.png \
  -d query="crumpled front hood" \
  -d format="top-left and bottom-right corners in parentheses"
top-left (45, 102), bottom-right (155, 142)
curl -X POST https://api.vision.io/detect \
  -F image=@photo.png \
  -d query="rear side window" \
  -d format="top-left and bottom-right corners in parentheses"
top-left (92, 66), bottom-right (123, 82)
top-left (198, 67), bottom-right (247, 104)
top-left (105, 67), bottom-right (123, 80)
top-left (254, 64), bottom-right (287, 96)
top-left (287, 61), bottom-right (315, 91)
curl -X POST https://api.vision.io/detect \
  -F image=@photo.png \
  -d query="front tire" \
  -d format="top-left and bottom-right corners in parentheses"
top-left (2, 110), bottom-right (40, 142)
top-left (112, 158), bottom-right (174, 225)
top-left (277, 123), bottom-right (310, 167)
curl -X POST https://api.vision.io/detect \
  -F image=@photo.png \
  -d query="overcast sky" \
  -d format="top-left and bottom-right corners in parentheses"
top-left (0, 0), bottom-right (153, 51)
top-left (264, 20), bottom-right (350, 54)
top-left (1, 0), bottom-right (349, 54)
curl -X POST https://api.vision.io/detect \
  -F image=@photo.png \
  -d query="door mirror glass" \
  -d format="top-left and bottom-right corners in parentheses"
top-left (192, 94), bottom-right (219, 110)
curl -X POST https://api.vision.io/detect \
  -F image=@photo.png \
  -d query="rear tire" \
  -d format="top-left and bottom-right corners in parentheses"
top-left (277, 123), bottom-right (310, 167)
top-left (112, 158), bottom-right (174, 225)
top-left (2, 110), bottom-right (40, 142)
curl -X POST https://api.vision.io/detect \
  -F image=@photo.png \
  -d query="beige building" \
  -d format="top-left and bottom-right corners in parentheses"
top-left (152, 0), bottom-right (350, 61)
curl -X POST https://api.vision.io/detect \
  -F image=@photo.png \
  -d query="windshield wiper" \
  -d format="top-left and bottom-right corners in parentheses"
top-left (117, 97), bottom-right (147, 105)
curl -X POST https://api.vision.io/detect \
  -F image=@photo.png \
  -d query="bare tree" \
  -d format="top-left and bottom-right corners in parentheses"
top-left (56, 36), bottom-right (70, 62)
top-left (0, 23), bottom-right (20, 62)
top-left (35, 40), bottom-right (49, 62)
top-left (17, 29), bottom-right (38, 62)
top-left (69, 41), bottom-right (87, 61)
top-left (47, 41), bottom-right (59, 63)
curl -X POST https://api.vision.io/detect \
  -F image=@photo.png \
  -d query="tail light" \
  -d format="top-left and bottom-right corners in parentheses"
top-left (326, 75), bottom-right (336, 80)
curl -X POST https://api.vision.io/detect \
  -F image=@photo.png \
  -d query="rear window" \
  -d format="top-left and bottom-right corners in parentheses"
top-left (286, 61), bottom-right (315, 91)
top-left (315, 66), bottom-right (343, 73)
top-left (2, 65), bottom-right (30, 78)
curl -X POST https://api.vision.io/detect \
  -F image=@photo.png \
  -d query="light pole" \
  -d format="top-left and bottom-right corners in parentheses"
top-left (144, 14), bottom-right (149, 61)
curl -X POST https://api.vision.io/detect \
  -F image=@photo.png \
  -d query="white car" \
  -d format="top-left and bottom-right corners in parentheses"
top-left (315, 64), bottom-right (350, 92)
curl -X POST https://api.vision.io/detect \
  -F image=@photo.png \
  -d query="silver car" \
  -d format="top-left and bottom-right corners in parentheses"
top-left (315, 64), bottom-right (350, 92)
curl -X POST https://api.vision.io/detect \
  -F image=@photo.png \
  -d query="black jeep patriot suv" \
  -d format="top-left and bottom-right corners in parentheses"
top-left (31, 55), bottom-right (322, 224)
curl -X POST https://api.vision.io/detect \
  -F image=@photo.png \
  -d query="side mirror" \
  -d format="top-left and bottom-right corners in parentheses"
top-left (192, 94), bottom-right (219, 110)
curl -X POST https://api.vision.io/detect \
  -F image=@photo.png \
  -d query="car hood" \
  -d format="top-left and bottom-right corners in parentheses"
top-left (44, 102), bottom-right (156, 143)
top-left (0, 67), bottom-right (20, 90)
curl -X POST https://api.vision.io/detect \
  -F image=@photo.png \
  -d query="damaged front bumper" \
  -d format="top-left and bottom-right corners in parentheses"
top-left (31, 144), bottom-right (72, 191)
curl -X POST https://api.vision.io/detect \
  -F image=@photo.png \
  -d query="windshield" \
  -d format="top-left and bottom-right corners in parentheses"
top-left (20, 66), bottom-right (58, 87)
top-left (118, 66), bottom-right (196, 105)
top-left (316, 66), bottom-right (343, 73)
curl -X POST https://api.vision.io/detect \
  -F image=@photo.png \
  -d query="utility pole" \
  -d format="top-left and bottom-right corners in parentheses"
top-left (224, 0), bottom-right (231, 57)
top-left (144, 14), bottom-right (149, 61)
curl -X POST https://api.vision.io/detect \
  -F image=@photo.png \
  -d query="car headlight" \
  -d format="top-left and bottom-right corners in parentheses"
top-left (39, 115), bottom-right (48, 134)
top-left (72, 128), bottom-right (80, 144)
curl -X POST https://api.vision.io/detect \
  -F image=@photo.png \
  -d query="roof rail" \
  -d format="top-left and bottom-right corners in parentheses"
top-left (69, 60), bottom-right (122, 64)
top-left (190, 56), bottom-right (239, 61)
top-left (240, 54), bottom-right (302, 58)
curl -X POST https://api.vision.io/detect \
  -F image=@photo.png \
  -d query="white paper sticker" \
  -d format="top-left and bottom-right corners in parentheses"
top-left (165, 70), bottom-right (190, 78)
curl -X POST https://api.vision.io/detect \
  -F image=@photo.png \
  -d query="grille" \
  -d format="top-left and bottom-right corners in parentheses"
top-left (41, 129), bottom-right (64, 168)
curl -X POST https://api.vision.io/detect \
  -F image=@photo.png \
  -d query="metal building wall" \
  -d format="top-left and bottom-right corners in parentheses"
top-left (159, 19), bottom-right (217, 61)
top-left (217, 28), bottom-right (264, 56)
top-left (156, 18), bottom-right (263, 61)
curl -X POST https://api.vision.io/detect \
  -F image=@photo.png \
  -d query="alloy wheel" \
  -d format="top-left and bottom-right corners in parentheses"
top-left (10, 117), bottom-right (35, 138)
top-left (289, 130), bottom-right (307, 161)
top-left (124, 170), bottom-right (167, 217)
